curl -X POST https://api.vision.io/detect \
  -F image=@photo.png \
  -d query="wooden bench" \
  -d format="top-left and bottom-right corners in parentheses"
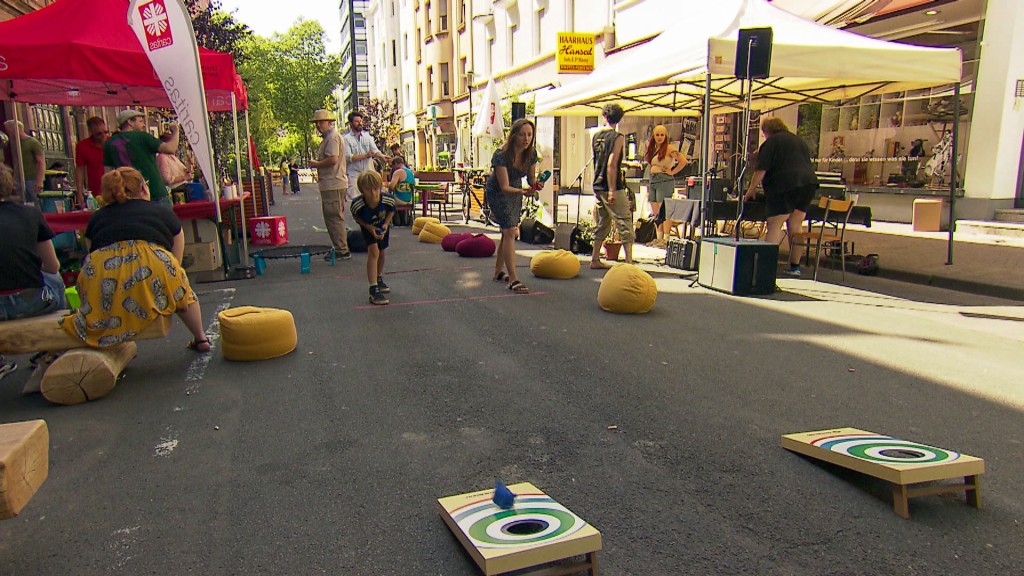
top-left (0, 420), bottom-right (48, 520)
top-left (0, 312), bottom-right (172, 405)
top-left (783, 428), bottom-right (984, 519)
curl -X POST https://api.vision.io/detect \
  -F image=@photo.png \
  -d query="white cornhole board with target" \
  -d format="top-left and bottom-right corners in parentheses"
top-left (437, 482), bottom-right (601, 575)
top-left (782, 428), bottom-right (984, 519)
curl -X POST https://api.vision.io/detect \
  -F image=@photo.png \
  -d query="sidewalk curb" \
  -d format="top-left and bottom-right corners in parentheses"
top-left (876, 269), bottom-right (1024, 302)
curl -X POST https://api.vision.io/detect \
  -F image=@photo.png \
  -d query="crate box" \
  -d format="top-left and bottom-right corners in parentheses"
top-left (182, 241), bottom-right (220, 272)
top-left (249, 216), bottom-right (288, 246)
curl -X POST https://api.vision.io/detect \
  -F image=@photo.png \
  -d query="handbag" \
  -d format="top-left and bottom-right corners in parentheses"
top-left (635, 218), bottom-right (657, 244)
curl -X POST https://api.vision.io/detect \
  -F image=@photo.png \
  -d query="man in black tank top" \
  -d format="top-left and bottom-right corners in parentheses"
top-left (590, 104), bottom-right (635, 269)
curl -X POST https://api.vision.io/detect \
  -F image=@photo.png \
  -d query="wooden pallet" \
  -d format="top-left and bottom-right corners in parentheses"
top-left (782, 427), bottom-right (984, 519)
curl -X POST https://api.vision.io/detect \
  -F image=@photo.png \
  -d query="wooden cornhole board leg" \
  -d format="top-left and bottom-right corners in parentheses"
top-left (40, 342), bottom-right (137, 405)
top-left (782, 428), bottom-right (985, 519)
top-left (893, 475), bottom-right (983, 520)
top-left (0, 420), bottom-right (49, 520)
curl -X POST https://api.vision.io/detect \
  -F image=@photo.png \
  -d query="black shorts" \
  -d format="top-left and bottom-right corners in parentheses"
top-left (360, 226), bottom-right (390, 250)
top-left (765, 185), bottom-right (816, 218)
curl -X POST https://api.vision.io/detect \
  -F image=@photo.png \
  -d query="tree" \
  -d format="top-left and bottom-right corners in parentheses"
top-left (363, 98), bottom-right (402, 151)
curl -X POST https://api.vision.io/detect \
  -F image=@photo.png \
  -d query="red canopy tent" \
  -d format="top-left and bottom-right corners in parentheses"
top-left (0, 0), bottom-right (243, 111)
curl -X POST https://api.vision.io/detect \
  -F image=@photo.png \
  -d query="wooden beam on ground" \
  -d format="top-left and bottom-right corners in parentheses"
top-left (0, 312), bottom-right (172, 355)
top-left (0, 420), bottom-right (49, 520)
top-left (40, 342), bottom-right (137, 405)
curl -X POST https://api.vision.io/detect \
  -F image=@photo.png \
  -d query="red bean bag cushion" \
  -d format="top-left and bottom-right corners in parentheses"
top-left (455, 234), bottom-right (496, 258)
top-left (441, 232), bottom-right (474, 252)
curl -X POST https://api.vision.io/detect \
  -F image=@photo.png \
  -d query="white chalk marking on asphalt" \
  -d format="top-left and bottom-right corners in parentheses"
top-left (109, 525), bottom-right (141, 570)
top-left (154, 437), bottom-right (178, 457)
top-left (184, 296), bottom-right (234, 395)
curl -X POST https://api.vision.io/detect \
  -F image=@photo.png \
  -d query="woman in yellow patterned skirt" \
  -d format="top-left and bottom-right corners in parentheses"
top-left (61, 167), bottom-right (211, 351)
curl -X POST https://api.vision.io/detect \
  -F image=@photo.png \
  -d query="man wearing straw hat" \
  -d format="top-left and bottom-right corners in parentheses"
top-left (308, 109), bottom-right (351, 259)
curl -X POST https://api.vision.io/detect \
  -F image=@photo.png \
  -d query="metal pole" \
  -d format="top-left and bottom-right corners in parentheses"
top-left (231, 93), bottom-right (250, 268)
top-left (946, 81), bottom-right (961, 265)
top-left (700, 71), bottom-right (712, 238)
top-left (9, 97), bottom-right (28, 204)
top-left (468, 75), bottom-right (474, 167)
top-left (244, 108), bottom-right (259, 217)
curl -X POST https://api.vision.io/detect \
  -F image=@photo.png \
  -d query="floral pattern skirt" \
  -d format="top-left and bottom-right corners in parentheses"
top-left (61, 240), bottom-right (197, 347)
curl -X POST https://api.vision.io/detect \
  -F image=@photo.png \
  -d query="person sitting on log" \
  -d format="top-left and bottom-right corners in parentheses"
top-left (0, 164), bottom-right (67, 380)
top-left (60, 167), bottom-right (211, 352)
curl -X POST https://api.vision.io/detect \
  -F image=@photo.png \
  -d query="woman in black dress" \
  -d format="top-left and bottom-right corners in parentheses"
top-left (483, 119), bottom-right (539, 294)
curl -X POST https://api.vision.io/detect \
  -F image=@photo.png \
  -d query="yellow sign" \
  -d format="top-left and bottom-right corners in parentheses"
top-left (557, 32), bottom-right (595, 74)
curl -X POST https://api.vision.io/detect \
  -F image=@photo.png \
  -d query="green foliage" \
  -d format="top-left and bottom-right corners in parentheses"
top-left (797, 103), bottom-right (822, 158)
top-left (363, 98), bottom-right (402, 150)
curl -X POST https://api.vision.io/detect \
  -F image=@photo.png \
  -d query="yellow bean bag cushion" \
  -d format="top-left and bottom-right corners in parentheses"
top-left (530, 250), bottom-right (580, 279)
top-left (218, 306), bottom-right (297, 361)
top-left (418, 221), bottom-right (451, 243)
top-left (412, 216), bottom-right (440, 235)
top-left (597, 264), bottom-right (657, 314)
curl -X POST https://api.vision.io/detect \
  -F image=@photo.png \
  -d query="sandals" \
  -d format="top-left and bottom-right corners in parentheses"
top-left (508, 280), bottom-right (530, 294)
top-left (186, 338), bottom-right (212, 353)
top-left (492, 271), bottom-right (508, 282)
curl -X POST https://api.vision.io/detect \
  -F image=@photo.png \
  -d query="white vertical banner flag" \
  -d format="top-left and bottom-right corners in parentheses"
top-left (472, 78), bottom-right (505, 139)
top-left (127, 0), bottom-right (218, 210)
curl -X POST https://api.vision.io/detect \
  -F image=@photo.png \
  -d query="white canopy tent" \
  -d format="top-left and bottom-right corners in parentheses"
top-left (535, 0), bottom-right (965, 261)
top-left (534, 0), bottom-right (961, 117)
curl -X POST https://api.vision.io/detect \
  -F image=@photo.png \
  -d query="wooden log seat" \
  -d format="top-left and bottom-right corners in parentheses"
top-left (0, 312), bottom-right (173, 405)
top-left (0, 420), bottom-right (49, 520)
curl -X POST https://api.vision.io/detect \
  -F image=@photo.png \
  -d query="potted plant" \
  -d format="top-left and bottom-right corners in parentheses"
top-left (572, 218), bottom-right (595, 255)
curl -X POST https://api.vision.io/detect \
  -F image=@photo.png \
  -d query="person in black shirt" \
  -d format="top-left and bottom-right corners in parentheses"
top-left (0, 164), bottom-right (67, 379)
top-left (591, 104), bottom-right (635, 269)
top-left (60, 167), bottom-right (211, 352)
top-left (743, 117), bottom-right (819, 277)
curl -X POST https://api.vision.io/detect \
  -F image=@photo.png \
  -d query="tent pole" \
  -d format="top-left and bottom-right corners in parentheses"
top-left (244, 108), bottom-right (258, 217)
top-left (700, 71), bottom-right (712, 238)
top-left (946, 81), bottom-right (960, 266)
top-left (9, 94), bottom-right (28, 204)
top-left (231, 93), bottom-right (250, 268)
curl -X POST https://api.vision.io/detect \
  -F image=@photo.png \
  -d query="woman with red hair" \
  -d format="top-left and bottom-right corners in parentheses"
top-left (643, 125), bottom-right (687, 247)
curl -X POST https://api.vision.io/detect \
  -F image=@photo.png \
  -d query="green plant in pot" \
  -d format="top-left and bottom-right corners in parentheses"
top-left (572, 218), bottom-right (596, 255)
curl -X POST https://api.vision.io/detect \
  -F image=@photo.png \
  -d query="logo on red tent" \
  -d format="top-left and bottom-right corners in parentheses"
top-left (139, 0), bottom-right (174, 51)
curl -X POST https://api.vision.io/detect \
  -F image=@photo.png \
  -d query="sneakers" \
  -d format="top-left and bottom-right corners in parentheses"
top-left (369, 285), bottom-right (389, 305)
top-left (0, 361), bottom-right (16, 381)
top-left (338, 251), bottom-right (352, 260)
top-left (376, 277), bottom-right (390, 294)
top-left (782, 265), bottom-right (802, 277)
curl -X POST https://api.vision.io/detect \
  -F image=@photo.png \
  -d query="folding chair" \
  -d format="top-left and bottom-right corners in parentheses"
top-left (791, 196), bottom-right (854, 281)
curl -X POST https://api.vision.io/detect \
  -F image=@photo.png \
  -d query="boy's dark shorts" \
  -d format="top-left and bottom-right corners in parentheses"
top-left (766, 185), bottom-right (817, 218)
top-left (360, 227), bottom-right (390, 250)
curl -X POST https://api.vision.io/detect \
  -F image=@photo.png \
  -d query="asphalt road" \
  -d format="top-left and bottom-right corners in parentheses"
top-left (2, 186), bottom-right (1023, 575)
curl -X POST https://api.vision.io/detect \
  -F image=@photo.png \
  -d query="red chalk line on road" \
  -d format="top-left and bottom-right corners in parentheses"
top-left (354, 290), bottom-right (548, 310)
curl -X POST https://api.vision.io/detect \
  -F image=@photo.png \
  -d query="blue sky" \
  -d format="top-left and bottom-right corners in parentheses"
top-left (216, 0), bottom-right (342, 53)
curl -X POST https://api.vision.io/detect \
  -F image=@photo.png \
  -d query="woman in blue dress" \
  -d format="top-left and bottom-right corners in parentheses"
top-left (483, 119), bottom-right (539, 294)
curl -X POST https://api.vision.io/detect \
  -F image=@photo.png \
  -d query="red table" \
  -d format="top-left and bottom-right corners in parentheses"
top-left (43, 194), bottom-right (250, 233)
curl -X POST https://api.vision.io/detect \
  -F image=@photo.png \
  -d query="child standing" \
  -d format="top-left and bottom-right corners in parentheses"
top-left (351, 170), bottom-right (396, 305)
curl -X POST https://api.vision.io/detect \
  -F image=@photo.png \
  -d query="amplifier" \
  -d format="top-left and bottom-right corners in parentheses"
top-left (697, 237), bottom-right (778, 295)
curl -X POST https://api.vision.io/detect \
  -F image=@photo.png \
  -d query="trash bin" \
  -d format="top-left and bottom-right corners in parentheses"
top-left (912, 198), bottom-right (944, 232)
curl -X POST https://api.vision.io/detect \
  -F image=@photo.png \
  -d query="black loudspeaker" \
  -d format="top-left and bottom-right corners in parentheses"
top-left (734, 27), bottom-right (773, 79)
top-left (511, 102), bottom-right (527, 122)
top-left (520, 218), bottom-right (554, 245)
top-left (697, 237), bottom-right (777, 295)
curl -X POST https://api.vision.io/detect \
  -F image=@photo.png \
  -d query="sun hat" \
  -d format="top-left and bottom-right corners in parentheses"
top-left (116, 109), bottom-right (145, 127)
top-left (310, 109), bottom-right (335, 122)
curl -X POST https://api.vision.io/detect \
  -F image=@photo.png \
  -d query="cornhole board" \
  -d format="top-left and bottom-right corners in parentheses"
top-left (437, 482), bottom-right (601, 575)
top-left (782, 428), bottom-right (984, 519)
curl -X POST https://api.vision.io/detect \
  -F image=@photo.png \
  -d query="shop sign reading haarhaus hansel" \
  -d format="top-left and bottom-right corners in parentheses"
top-left (557, 32), bottom-right (595, 74)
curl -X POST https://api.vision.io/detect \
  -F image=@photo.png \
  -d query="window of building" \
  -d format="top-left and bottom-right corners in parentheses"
top-left (30, 104), bottom-right (65, 155)
top-left (356, 39), bottom-right (367, 55)
top-left (486, 35), bottom-right (494, 77)
top-left (460, 57), bottom-right (467, 93)
top-left (391, 0), bottom-right (396, 16)
top-left (439, 0), bottom-right (448, 32)
top-left (508, 24), bottom-right (517, 68)
top-left (418, 81), bottom-right (423, 109)
top-left (534, 8), bottom-right (544, 56)
top-left (440, 62), bottom-right (450, 97)
top-left (403, 33), bottom-right (408, 60)
top-left (394, 89), bottom-right (400, 108)
top-left (425, 0), bottom-right (432, 37)
top-left (427, 66), bottom-right (434, 102)
top-left (458, 0), bottom-right (466, 29)
top-left (392, 39), bottom-right (397, 66)
top-left (416, 28), bottom-right (422, 61)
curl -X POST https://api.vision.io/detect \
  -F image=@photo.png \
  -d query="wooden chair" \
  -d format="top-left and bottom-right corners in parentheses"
top-left (791, 196), bottom-right (854, 281)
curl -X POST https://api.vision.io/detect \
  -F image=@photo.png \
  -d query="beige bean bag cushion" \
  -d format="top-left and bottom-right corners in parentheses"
top-left (597, 264), bottom-right (657, 314)
top-left (219, 306), bottom-right (297, 361)
top-left (530, 250), bottom-right (580, 279)
top-left (412, 216), bottom-right (440, 235)
top-left (418, 221), bottom-right (451, 243)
